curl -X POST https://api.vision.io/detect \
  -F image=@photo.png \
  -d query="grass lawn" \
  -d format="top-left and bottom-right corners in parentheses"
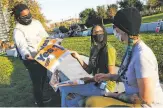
top-left (104, 24), bottom-right (112, 28)
top-left (0, 56), bottom-right (34, 107)
top-left (0, 55), bottom-right (60, 107)
top-left (0, 32), bottom-right (163, 107)
top-left (142, 13), bottom-right (163, 23)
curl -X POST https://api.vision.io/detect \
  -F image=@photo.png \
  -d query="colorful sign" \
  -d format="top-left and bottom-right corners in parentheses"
top-left (35, 38), bottom-right (70, 72)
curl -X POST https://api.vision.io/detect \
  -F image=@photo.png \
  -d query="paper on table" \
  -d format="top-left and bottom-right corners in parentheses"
top-left (57, 54), bottom-right (93, 80)
top-left (49, 55), bottom-right (93, 91)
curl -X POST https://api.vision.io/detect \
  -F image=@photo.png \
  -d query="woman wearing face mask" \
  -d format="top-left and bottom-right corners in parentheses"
top-left (85, 7), bottom-right (163, 107)
top-left (59, 24), bottom-right (117, 107)
top-left (12, 4), bottom-right (51, 107)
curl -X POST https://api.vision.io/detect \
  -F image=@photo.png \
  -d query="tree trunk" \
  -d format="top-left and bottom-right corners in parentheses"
top-left (102, 18), bottom-right (104, 25)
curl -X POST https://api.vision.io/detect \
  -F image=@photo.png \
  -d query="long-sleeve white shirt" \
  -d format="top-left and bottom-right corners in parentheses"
top-left (13, 19), bottom-right (49, 60)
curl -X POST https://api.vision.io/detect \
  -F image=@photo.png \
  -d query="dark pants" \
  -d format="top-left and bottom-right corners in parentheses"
top-left (23, 60), bottom-right (47, 107)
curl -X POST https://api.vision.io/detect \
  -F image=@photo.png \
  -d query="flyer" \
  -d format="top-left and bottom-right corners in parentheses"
top-left (35, 39), bottom-right (70, 72)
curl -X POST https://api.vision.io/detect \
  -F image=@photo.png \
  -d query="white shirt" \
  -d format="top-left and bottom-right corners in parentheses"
top-left (13, 19), bottom-right (49, 60)
top-left (124, 40), bottom-right (163, 105)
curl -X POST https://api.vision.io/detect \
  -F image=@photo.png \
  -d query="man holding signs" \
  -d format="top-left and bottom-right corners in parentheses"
top-left (12, 3), bottom-right (51, 107)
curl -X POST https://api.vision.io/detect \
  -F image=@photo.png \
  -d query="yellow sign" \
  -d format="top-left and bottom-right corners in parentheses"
top-left (35, 39), bottom-right (70, 72)
top-left (37, 38), bottom-right (57, 51)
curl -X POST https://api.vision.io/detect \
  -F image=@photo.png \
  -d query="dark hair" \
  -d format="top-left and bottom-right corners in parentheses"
top-left (90, 24), bottom-right (108, 46)
top-left (11, 3), bottom-right (29, 20)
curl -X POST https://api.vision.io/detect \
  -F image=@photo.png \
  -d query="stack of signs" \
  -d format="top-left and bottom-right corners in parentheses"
top-left (155, 19), bottom-right (162, 33)
top-left (35, 38), bottom-right (70, 72)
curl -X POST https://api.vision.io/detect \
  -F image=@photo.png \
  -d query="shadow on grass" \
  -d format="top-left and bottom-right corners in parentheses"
top-left (0, 55), bottom-right (61, 107)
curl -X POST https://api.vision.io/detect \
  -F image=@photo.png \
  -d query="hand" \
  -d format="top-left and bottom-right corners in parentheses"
top-left (25, 54), bottom-right (34, 60)
top-left (80, 77), bottom-right (95, 83)
top-left (70, 50), bottom-right (80, 59)
top-left (118, 93), bottom-right (141, 104)
top-left (94, 73), bottom-right (110, 83)
top-left (129, 94), bottom-right (141, 104)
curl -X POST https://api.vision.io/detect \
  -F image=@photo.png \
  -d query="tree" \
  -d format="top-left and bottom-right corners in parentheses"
top-left (1, 0), bottom-right (9, 10)
top-left (134, 0), bottom-right (144, 11)
top-left (96, 5), bottom-right (107, 25)
top-left (147, 0), bottom-right (163, 12)
top-left (1, 0), bottom-right (48, 41)
top-left (118, 0), bottom-right (143, 11)
top-left (118, 0), bottom-right (130, 9)
top-left (85, 9), bottom-right (100, 27)
top-left (107, 4), bottom-right (118, 18)
top-left (79, 8), bottom-right (93, 24)
top-left (148, 0), bottom-right (158, 7)
top-left (147, 0), bottom-right (163, 8)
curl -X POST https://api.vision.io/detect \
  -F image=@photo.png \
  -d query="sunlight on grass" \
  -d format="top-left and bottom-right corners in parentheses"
top-left (0, 56), bottom-right (34, 107)
top-left (0, 56), bottom-right (14, 85)
top-left (142, 13), bottom-right (163, 23)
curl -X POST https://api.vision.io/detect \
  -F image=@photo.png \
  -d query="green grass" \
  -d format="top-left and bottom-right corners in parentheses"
top-left (142, 13), bottom-right (163, 23)
top-left (104, 24), bottom-right (112, 28)
top-left (62, 33), bottom-right (163, 81)
top-left (0, 56), bottom-right (60, 107)
top-left (0, 56), bottom-right (34, 107)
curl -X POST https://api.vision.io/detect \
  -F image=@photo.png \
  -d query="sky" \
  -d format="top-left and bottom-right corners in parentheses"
top-left (37, 0), bottom-right (146, 23)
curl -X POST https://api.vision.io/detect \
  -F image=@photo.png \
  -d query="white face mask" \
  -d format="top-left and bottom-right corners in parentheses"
top-left (113, 29), bottom-right (122, 41)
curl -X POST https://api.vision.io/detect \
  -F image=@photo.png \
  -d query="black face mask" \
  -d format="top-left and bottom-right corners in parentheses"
top-left (18, 13), bottom-right (32, 25)
top-left (93, 34), bottom-right (104, 43)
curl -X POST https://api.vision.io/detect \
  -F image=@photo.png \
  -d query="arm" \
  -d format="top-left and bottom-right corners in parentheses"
top-left (108, 66), bottom-right (115, 74)
top-left (137, 78), bottom-right (154, 105)
top-left (13, 29), bottom-right (31, 60)
top-left (133, 53), bottom-right (155, 106)
top-left (111, 78), bottom-right (154, 106)
top-left (108, 47), bottom-right (116, 74)
top-left (94, 73), bottom-right (120, 82)
top-left (106, 54), bottom-right (154, 106)
top-left (70, 51), bottom-right (88, 70)
top-left (76, 56), bottom-right (88, 70)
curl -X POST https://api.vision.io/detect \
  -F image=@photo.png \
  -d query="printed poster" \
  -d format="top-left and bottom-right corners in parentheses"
top-left (35, 38), bottom-right (70, 72)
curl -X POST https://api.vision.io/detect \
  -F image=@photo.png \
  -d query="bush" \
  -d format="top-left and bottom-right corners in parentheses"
top-left (0, 56), bottom-right (14, 85)
top-left (62, 33), bottom-right (163, 81)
